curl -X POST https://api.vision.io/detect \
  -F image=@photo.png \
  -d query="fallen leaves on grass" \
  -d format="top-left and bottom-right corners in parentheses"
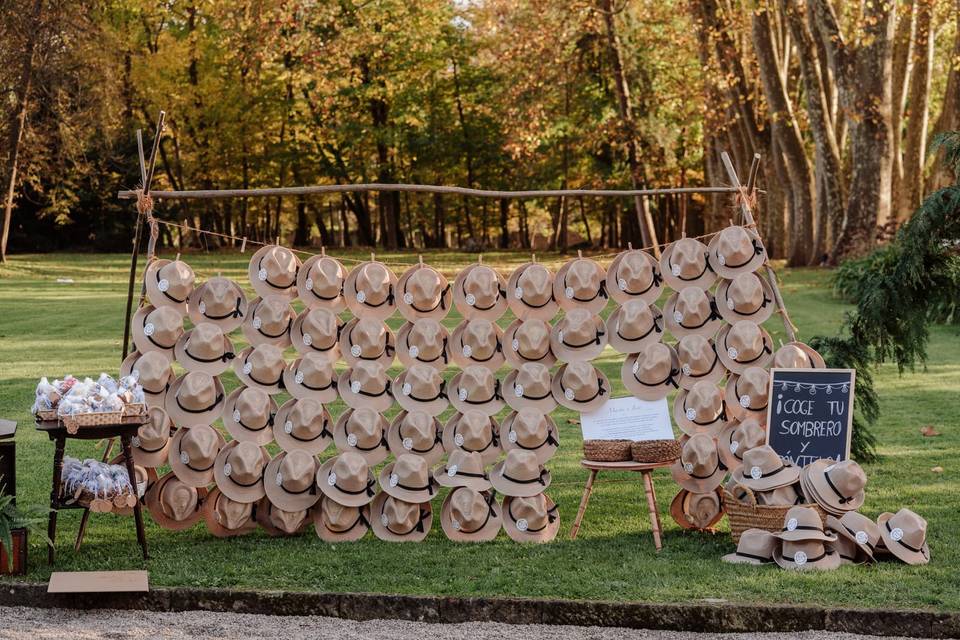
top-left (920, 425), bottom-right (941, 437)
top-left (931, 466), bottom-right (944, 473)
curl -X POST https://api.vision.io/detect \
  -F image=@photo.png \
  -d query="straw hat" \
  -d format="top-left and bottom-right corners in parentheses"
top-left (756, 483), bottom-right (802, 506)
top-left (501, 493), bottom-right (559, 543)
top-left (370, 493), bottom-right (433, 542)
top-left (202, 487), bottom-right (258, 537)
top-left (213, 440), bottom-right (270, 503)
top-left (554, 256), bottom-right (608, 314)
top-left (440, 487), bottom-right (502, 542)
top-left (264, 450), bottom-right (322, 511)
top-left (434, 449), bottom-right (492, 491)
top-left (825, 515), bottom-right (873, 564)
top-left (800, 459), bottom-right (866, 514)
top-left (448, 365), bottom-right (505, 416)
top-left (663, 288), bottom-right (722, 339)
top-left (502, 319), bottom-right (556, 368)
top-left (233, 344), bottom-right (287, 395)
top-left (131, 406), bottom-right (173, 468)
top-left (716, 321), bottom-right (774, 374)
top-left (396, 319), bottom-right (450, 372)
top-left (333, 407), bottom-right (389, 464)
top-left (729, 445), bottom-right (800, 492)
top-left (490, 449), bottom-right (552, 497)
top-left (773, 505), bottom-right (836, 543)
top-left (393, 364), bottom-right (448, 417)
top-left (441, 411), bottom-right (501, 464)
top-left (343, 260), bottom-right (398, 320)
top-left (120, 350), bottom-right (174, 408)
top-left (338, 317), bottom-right (396, 369)
top-left (145, 472), bottom-right (206, 531)
top-left (724, 366), bottom-right (770, 422)
top-left (316, 452), bottom-right (378, 507)
top-left (707, 225), bottom-right (766, 279)
top-left (605, 300), bottom-right (664, 355)
top-left (552, 362), bottom-right (610, 413)
top-left (774, 538), bottom-right (842, 571)
top-left (255, 499), bottom-right (310, 536)
top-left (660, 237), bottom-right (716, 291)
top-left (772, 341), bottom-right (826, 369)
top-left (379, 454), bottom-right (440, 503)
top-left (187, 276), bottom-right (248, 332)
top-left (606, 248), bottom-right (662, 305)
top-left (452, 263), bottom-right (508, 321)
top-left (241, 296), bottom-right (294, 349)
top-left (167, 423), bottom-right (225, 487)
top-left (273, 397), bottom-right (333, 456)
top-left (164, 371), bottom-right (225, 426)
top-left (622, 342), bottom-right (681, 401)
top-left (550, 309), bottom-right (607, 362)
top-left (337, 362), bottom-right (394, 413)
top-left (500, 409), bottom-right (559, 464)
top-left (673, 381), bottom-right (729, 437)
top-left (386, 411), bottom-right (444, 465)
top-left (716, 273), bottom-right (774, 324)
top-left (248, 244), bottom-right (301, 300)
top-left (827, 511), bottom-right (881, 561)
top-left (396, 264), bottom-right (452, 321)
top-left (174, 322), bottom-right (236, 376)
top-left (721, 528), bottom-right (778, 565)
top-left (670, 433), bottom-right (725, 493)
top-left (222, 386), bottom-right (279, 446)
top-left (669, 488), bottom-right (724, 530)
top-left (132, 304), bottom-right (183, 358)
top-left (313, 495), bottom-right (370, 542)
top-left (676, 334), bottom-right (725, 390)
top-left (716, 417), bottom-right (766, 471)
top-left (877, 509), bottom-right (930, 565)
top-left (503, 363), bottom-right (558, 413)
top-left (507, 262), bottom-right (559, 321)
top-left (145, 258), bottom-right (195, 314)
top-left (291, 307), bottom-right (342, 359)
top-left (297, 254), bottom-right (346, 312)
top-left (451, 319), bottom-right (505, 371)
top-left (282, 353), bottom-right (338, 403)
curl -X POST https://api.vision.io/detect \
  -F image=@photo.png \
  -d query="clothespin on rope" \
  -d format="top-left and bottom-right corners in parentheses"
top-left (371, 251), bottom-right (376, 263)
top-left (532, 253), bottom-right (537, 264)
top-left (577, 249), bottom-right (583, 260)
top-left (320, 246), bottom-right (326, 258)
top-left (627, 242), bottom-right (633, 250)
top-left (240, 237), bottom-right (247, 253)
top-left (478, 254), bottom-right (483, 265)
top-left (418, 254), bottom-right (424, 268)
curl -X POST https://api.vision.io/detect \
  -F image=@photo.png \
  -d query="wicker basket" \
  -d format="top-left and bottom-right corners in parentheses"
top-left (62, 485), bottom-right (137, 514)
top-left (35, 409), bottom-right (58, 422)
top-left (631, 439), bottom-right (681, 463)
top-left (583, 439), bottom-right (633, 462)
top-left (723, 485), bottom-right (827, 543)
top-left (60, 403), bottom-right (147, 433)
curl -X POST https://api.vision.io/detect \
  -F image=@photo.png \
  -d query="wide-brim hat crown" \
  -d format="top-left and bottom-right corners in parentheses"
top-left (554, 256), bottom-right (608, 314)
top-left (675, 334), bottom-right (725, 390)
top-left (233, 344), bottom-right (287, 395)
top-left (241, 296), bottom-right (294, 349)
top-left (673, 380), bottom-right (729, 437)
top-left (502, 318), bottom-right (556, 368)
top-left (145, 258), bottom-right (195, 313)
top-left (394, 364), bottom-right (449, 417)
top-left (453, 263), bottom-right (508, 321)
top-left (500, 408), bottom-right (559, 464)
top-left (774, 539), bottom-right (842, 571)
top-left (343, 261), bottom-right (399, 320)
top-left (606, 299), bottom-right (664, 355)
top-left (440, 487), bottom-right (502, 542)
top-left (801, 458), bottom-right (866, 514)
top-left (145, 472), bottom-right (207, 531)
top-left (716, 272), bottom-right (775, 324)
top-left (386, 410), bottom-right (444, 465)
top-left (273, 397), bottom-right (333, 456)
top-left (660, 237), bottom-right (716, 291)
top-left (333, 407), bottom-right (389, 464)
top-left (313, 495), bottom-right (370, 542)
top-left (716, 321), bottom-right (774, 374)
top-left (337, 361), bottom-right (394, 412)
top-left (441, 411), bottom-right (501, 465)
top-left (297, 254), bottom-right (347, 312)
top-left (551, 362), bottom-right (610, 412)
top-left (202, 487), bottom-right (257, 538)
top-left (282, 353), bottom-right (338, 404)
top-left (772, 341), bottom-right (826, 369)
top-left (222, 385), bottom-right (279, 446)
top-left (448, 365), bottom-right (505, 416)
top-left (121, 350), bottom-right (174, 407)
top-left (663, 288), bottom-right (722, 339)
top-left (379, 453), bottom-right (440, 503)
top-left (291, 306), bottom-right (341, 359)
top-left (721, 527), bottom-right (777, 564)
top-left (506, 262), bottom-right (558, 321)
top-left (503, 362), bottom-right (558, 413)
top-left (249, 244), bottom-right (301, 300)
top-left (622, 342), bottom-right (681, 401)
top-left (187, 277), bottom-right (248, 332)
top-left (606, 248), bottom-right (662, 305)
top-left (717, 416), bottom-right (766, 471)
top-left (773, 505), bottom-right (836, 543)
top-left (316, 451), bottom-right (378, 508)
top-left (501, 493), bottom-right (559, 543)
top-left (132, 406), bottom-right (173, 467)
top-left (490, 449), bottom-right (552, 497)
top-left (213, 439), bottom-right (271, 503)
top-left (264, 450), bottom-right (322, 512)
top-left (450, 319), bottom-right (505, 371)
top-left (174, 322), bottom-right (236, 376)
top-left (132, 304), bottom-right (184, 357)
top-left (707, 225), bottom-right (766, 278)
top-left (164, 371), bottom-right (226, 426)
top-left (725, 366), bottom-right (770, 421)
top-left (396, 264), bottom-right (452, 321)
top-left (877, 509), bottom-right (930, 565)
top-left (731, 444), bottom-right (800, 491)
top-left (670, 432), bottom-right (725, 493)
top-left (338, 317), bottom-right (395, 369)
top-left (397, 319), bottom-right (450, 371)
top-left (370, 493), bottom-right (433, 542)
top-left (168, 423), bottom-right (226, 488)
top-left (550, 308), bottom-right (607, 362)
top-left (434, 448), bottom-right (492, 491)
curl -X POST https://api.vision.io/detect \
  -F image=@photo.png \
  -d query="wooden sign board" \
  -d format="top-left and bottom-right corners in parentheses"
top-left (48, 570), bottom-right (149, 593)
top-left (765, 368), bottom-right (855, 467)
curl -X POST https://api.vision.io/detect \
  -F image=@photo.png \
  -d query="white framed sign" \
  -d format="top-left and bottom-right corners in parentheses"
top-left (580, 396), bottom-right (674, 441)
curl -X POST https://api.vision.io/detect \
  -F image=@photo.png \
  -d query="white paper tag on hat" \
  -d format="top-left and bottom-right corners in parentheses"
top-left (729, 440), bottom-right (739, 454)
top-left (514, 384), bottom-right (524, 398)
top-left (157, 278), bottom-right (170, 292)
top-left (671, 264), bottom-right (681, 277)
top-left (402, 437), bottom-right (414, 450)
top-left (132, 436), bottom-right (141, 447)
top-left (557, 330), bottom-right (564, 342)
top-left (458, 388), bottom-right (467, 401)
top-left (564, 287), bottom-right (574, 300)
top-left (402, 383), bottom-right (412, 396)
top-left (380, 513), bottom-right (389, 526)
top-left (409, 345), bottom-right (419, 358)
top-left (890, 527), bottom-right (904, 542)
top-left (750, 466), bottom-right (762, 480)
top-left (284, 420), bottom-right (294, 434)
top-left (564, 388), bottom-right (575, 401)
top-left (306, 277), bottom-right (314, 291)
top-left (516, 518), bottom-right (529, 532)
top-left (787, 518), bottom-right (798, 532)
top-left (253, 317), bottom-right (263, 329)
top-left (403, 292), bottom-right (414, 305)
top-left (389, 473), bottom-right (399, 488)
top-left (465, 293), bottom-right (476, 306)
top-left (447, 465), bottom-right (458, 477)
top-left (180, 452), bottom-right (190, 465)
top-left (243, 362), bottom-right (253, 375)
top-left (350, 380), bottom-right (361, 394)
top-left (512, 338), bottom-right (520, 352)
top-left (303, 333), bottom-right (313, 346)
top-left (673, 311), bottom-right (683, 324)
top-left (618, 277), bottom-right (627, 291)
top-left (514, 287), bottom-right (523, 299)
top-left (682, 364), bottom-right (692, 376)
top-left (356, 291), bottom-right (366, 304)
top-left (727, 347), bottom-right (739, 360)
top-left (275, 472), bottom-right (284, 487)
top-left (685, 408), bottom-right (697, 421)
top-left (727, 298), bottom-right (736, 310)
top-left (233, 409), bottom-right (242, 423)
top-left (350, 345), bottom-right (362, 358)
top-left (855, 530), bottom-right (869, 544)
top-left (258, 268), bottom-right (268, 282)
top-left (717, 254), bottom-right (726, 266)
top-left (327, 472), bottom-right (337, 486)
top-left (462, 345), bottom-right (473, 358)
top-left (452, 519), bottom-right (461, 531)
top-left (454, 433), bottom-right (464, 447)
top-left (508, 430), bottom-right (518, 444)
top-left (739, 395), bottom-right (751, 408)
top-left (199, 301), bottom-right (207, 314)
top-left (793, 550), bottom-right (807, 566)
top-left (347, 433), bottom-right (358, 447)
top-left (223, 462), bottom-right (232, 477)
top-left (143, 323), bottom-right (156, 337)
top-left (295, 371), bottom-right (304, 385)
top-left (632, 360), bottom-right (639, 374)
top-left (683, 462), bottom-right (694, 473)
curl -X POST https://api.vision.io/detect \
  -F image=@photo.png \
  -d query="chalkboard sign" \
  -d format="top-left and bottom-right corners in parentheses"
top-left (765, 368), bottom-right (855, 467)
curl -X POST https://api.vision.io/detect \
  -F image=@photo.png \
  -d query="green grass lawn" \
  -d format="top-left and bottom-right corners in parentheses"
top-left (0, 251), bottom-right (957, 610)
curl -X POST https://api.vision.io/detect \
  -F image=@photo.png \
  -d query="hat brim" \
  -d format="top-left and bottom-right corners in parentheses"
top-left (393, 370), bottom-right (449, 417)
top-left (369, 493), bottom-right (433, 542)
top-left (775, 342), bottom-right (827, 369)
top-left (120, 350), bottom-right (174, 406)
top-left (731, 463), bottom-right (802, 493)
top-left (715, 324), bottom-right (775, 374)
top-left (803, 461), bottom-right (866, 513)
top-left (131, 407), bottom-right (173, 468)
top-left (248, 244), bottom-right (300, 300)
top-left (450, 320), bottom-right (506, 371)
top-left (395, 265), bottom-right (453, 322)
top-left (173, 328), bottom-right (235, 376)
top-left (144, 473), bottom-right (207, 531)
top-left (221, 387), bottom-right (279, 446)
top-left (501, 494), bottom-right (559, 543)
top-left (553, 259), bottom-right (608, 315)
top-left (433, 463), bottom-right (493, 491)
top-left (336, 369), bottom-right (394, 413)
top-left (502, 370), bottom-right (559, 414)
top-left (502, 319), bottom-right (557, 369)
top-left (441, 412), bottom-right (501, 465)
top-left (241, 297), bottom-right (294, 349)
top-left (448, 372), bottom-right (506, 417)
top-left (662, 292), bottom-right (723, 340)
top-left (386, 411), bottom-right (445, 465)
top-left (500, 411), bottom-right (559, 464)
top-left (272, 398), bottom-right (333, 456)
top-left (670, 458), bottom-right (726, 493)
top-left (343, 261), bottom-right (399, 320)
top-left (202, 487), bottom-right (258, 538)
top-left (297, 255), bottom-right (347, 313)
top-left (724, 372), bottom-right (769, 422)
top-left (489, 460), bottom-right (552, 497)
top-left (132, 305), bottom-right (179, 358)
top-left (551, 364), bottom-right (611, 412)
top-left (144, 259), bottom-right (191, 315)
top-left (337, 317), bottom-right (396, 369)
top-left (379, 462), bottom-right (441, 503)
top-left (716, 421), bottom-right (746, 471)
top-left (708, 227), bottom-right (767, 279)
top-left (187, 280), bottom-right (248, 333)
top-left (254, 498), bottom-right (311, 536)
top-left (606, 250), bottom-right (663, 305)
top-left (621, 351), bottom-right (680, 401)
top-left (396, 322), bottom-right (450, 372)
top-left (774, 527), bottom-right (837, 543)
top-left (605, 305), bottom-right (664, 355)
top-left (720, 551), bottom-right (769, 565)
top-left (213, 440), bottom-right (270, 503)
top-left (659, 242), bottom-right (717, 291)
top-left (167, 425), bottom-right (225, 488)
top-left (316, 456), bottom-right (378, 507)
top-left (452, 264), bottom-right (509, 321)
top-left (876, 512), bottom-right (931, 565)
top-left (440, 488), bottom-right (502, 542)
top-left (773, 545), bottom-right (842, 571)
top-left (672, 388), bottom-right (731, 438)
top-left (282, 360), bottom-right (338, 404)
top-left (291, 312), bottom-right (341, 359)
top-left (332, 408), bottom-right (390, 465)
top-left (264, 453), bottom-right (322, 512)
top-left (506, 263), bottom-right (559, 321)
top-left (549, 316), bottom-right (608, 363)
top-left (715, 276), bottom-right (775, 325)
top-left (669, 488), bottom-right (724, 531)
top-left (313, 497), bottom-right (370, 543)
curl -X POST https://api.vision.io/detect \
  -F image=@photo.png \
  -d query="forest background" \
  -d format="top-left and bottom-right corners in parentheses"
top-left (2, 0), bottom-right (958, 265)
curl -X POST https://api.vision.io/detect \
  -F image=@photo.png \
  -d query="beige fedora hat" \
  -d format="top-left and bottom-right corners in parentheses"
top-left (451, 319), bottom-right (505, 371)
top-left (606, 300), bottom-right (664, 355)
top-left (174, 322), bottom-right (236, 376)
top-left (670, 433), bottom-right (725, 493)
top-left (337, 361), bottom-right (394, 413)
top-left (131, 406), bottom-right (173, 468)
top-left (716, 321), bottom-right (774, 374)
top-left (338, 317), bottom-right (395, 368)
top-left (490, 449), bottom-right (552, 497)
top-left (552, 362), bottom-right (610, 413)
top-left (314, 495), bottom-right (370, 542)
top-left (774, 538), bottom-right (842, 571)
top-left (721, 528), bottom-right (778, 564)
top-left (167, 423), bottom-right (225, 488)
top-left (396, 264), bottom-right (452, 322)
top-left (772, 341), bottom-right (826, 369)
top-left (676, 334), bottom-right (725, 390)
top-left (386, 411), bottom-right (444, 464)
top-left (550, 309), bottom-right (607, 362)
top-left (291, 306), bottom-right (342, 360)
top-left (826, 516), bottom-right (872, 564)
top-left (164, 371), bottom-right (226, 426)
top-left (500, 408), bottom-right (559, 464)
top-left (255, 499), bottom-right (310, 536)
top-left (379, 454), bottom-right (440, 503)
top-left (453, 263), bottom-right (508, 321)
top-left (343, 260), bottom-right (398, 320)
top-left (801, 459), bottom-right (866, 514)
top-left (669, 488), bottom-right (724, 530)
top-left (503, 362), bottom-right (558, 413)
top-left (673, 380), bottom-right (729, 437)
top-left (507, 262), bottom-right (559, 321)
top-left (273, 397), bottom-right (333, 456)
top-left (120, 350), bottom-right (174, 408)
top-left (233, 344), bottom-right (287, 395)
top-left (297, 254), bottom-right (347, 312)
top-left (716, 273), bottom-right (774, 324)
top-left (249, 244), bottom-right (301, 300)
top-left (316, 451), bottom-right (377, 507)
top-left (756, 483), bottom-right (802, 506)
top-left (773, 505), bottom-right (836, 543)
top-left (663, 288), bottom-right (722, 339)
top-left (132, 304), bottom-right (183, 358)
top-left (187, 276), bottom-right (248, 332)
top-left (725, 366), bottom-right (770, 422)
top-left (282, 353), bottom-right (338, 403)
top-left (434, 449), bottom-right (492, 491)
top-left (241, 296), bottom-right (294, 349)
top-left (502, 318), bottom-right (556, 368)
top-left (222, 386), bottom-right (278, 446)
top-left (622, 342), bottom-right (681, 401)
top-left (144, 258), bottom-right (195, 314)
top-left (333, 407), bottom-right (389, 464)
top-left (441, 487), bottom-right (502, 542)
top-left (878, 509), bottom-right (930, 565)
top-left (448, 365), bottom-right (505, 416)
top-left (442, 411), bottom-right (501, 464)
top-left (202, 487), bottom-right (258, 538)
top-left (660, 237), bottom-right (717, 291)
top-left (370, 493), bottom-right (433, 542)
top-left (606, 248), bottom-right (662, 305)
top-left (708, 225), bottom-right (766, 279)
top-left (828, 511), bottom-right (881, 561)
top-left (265, 450), bottom-right (322, 511)
top-left (729, 445), bottom-right (800, 492)
top-left (717, 417), bottom-right (766, 471)
top-left (397, 319), bottom-right (450, 371)
top-left (213, 440), bottom-right (270, 503)
top-left (554, 256), bottom-right (608, 314)
top-left (145, 472), bottom-right (206, 531)
top-left (501, 493), bottom-right (559, 543)
top-left (394, 364), bottom-right (449, 417)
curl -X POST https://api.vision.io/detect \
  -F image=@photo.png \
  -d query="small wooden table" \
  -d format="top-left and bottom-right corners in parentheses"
top-left (569, 459), bottom-right (672, 550)
top-left (36, 419), bottom-right (149, 564)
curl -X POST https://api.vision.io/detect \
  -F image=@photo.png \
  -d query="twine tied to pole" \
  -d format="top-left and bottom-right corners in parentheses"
top-left (135, 189), bottom-right (160, 262)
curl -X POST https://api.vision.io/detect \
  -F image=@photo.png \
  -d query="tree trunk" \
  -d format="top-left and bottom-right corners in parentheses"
top-left (499, 198), bottom-right (509, 249)
top-left (897, 0), bottom-right (934, 219)
top-left (927, 0), bottom-right (960, 191)
top-left (578, 197), bottom-right (593, 246)
top-left (889, 1), bottom-right (916, 217)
